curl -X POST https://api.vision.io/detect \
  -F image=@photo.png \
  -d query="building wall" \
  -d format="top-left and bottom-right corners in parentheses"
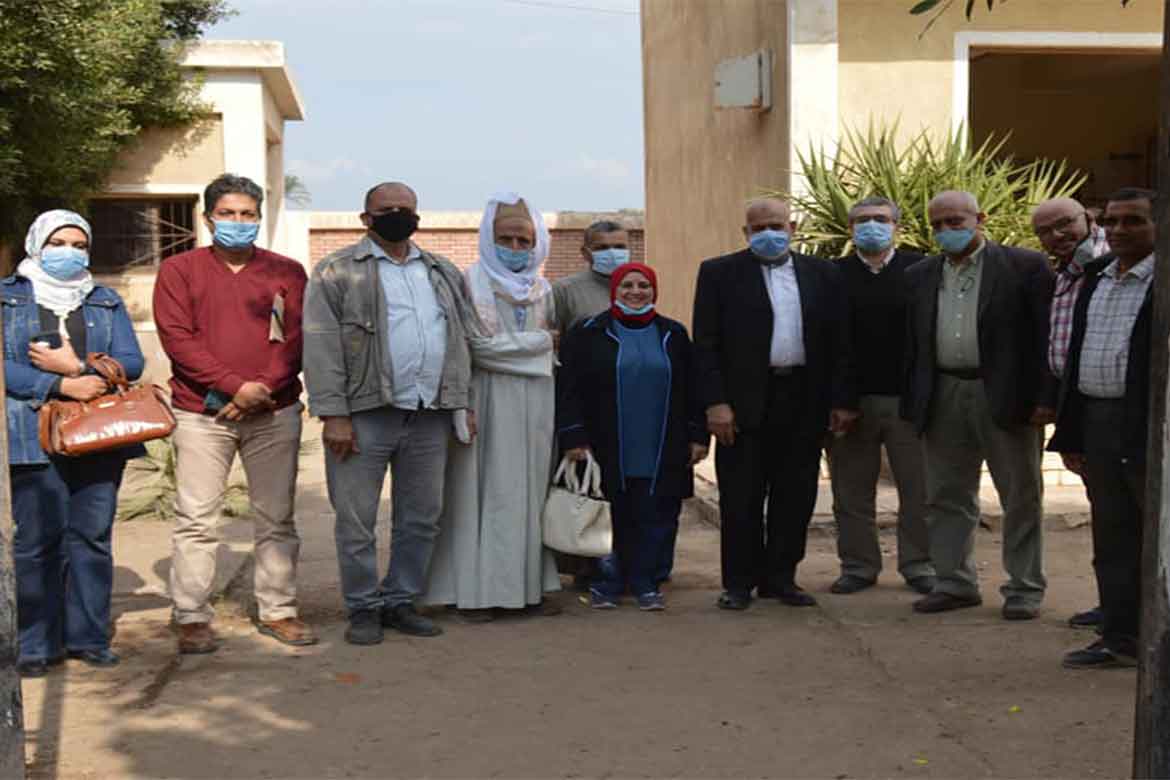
top-left (640, 0), bottom-right (790, 323)
top-left (837, 0), bottom-right (1164, 146)
top-left (307, 214), bottom-right (646, 283)
top-left (103, 118), bottom-right (225, 190)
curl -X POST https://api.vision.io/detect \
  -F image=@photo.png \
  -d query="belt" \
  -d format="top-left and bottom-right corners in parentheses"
top-left (938, 367), bottom-right (981, 380)
top-left (770, 366), bottom-right (805, 377)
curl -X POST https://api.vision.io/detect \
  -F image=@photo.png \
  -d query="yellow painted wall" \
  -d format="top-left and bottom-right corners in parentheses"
top-left (837, 0), bottom-right (1163, 144)
top-left (640, 0), bottom-right (789, 324)
top-left (104, 116), bottom-right (225, 189)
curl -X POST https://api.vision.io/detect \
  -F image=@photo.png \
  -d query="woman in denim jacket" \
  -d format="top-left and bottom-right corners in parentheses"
top-left (4, 210), bottom-right (145, 677)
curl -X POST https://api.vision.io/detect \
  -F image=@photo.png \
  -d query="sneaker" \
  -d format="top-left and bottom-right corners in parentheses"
top-left (1062, 639), bottom-right (1138, 670)
top-left (382, 603), bottom-right (443, 637)
top-left (637, 592), bottom-right (666, 611)
top-left (590, 590), bottom-right (618, 609)
top-left (344, 609), bottom-right (384, 645)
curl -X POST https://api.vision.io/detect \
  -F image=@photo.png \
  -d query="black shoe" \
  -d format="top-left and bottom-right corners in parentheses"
top-left (906, 575), bottom-right (937, 595)
top-left (830, 575), bottom-right (876, 595)
top-left (717, 590), bottom-right (752, 610)
top-left (344, 609), bottom-right (384, 645)
top-left (912, 591), bottom-right (982, 613)
top-left (776, 585), bottom-right (818, 607)
top-left (18, 660), bottom-right (49, 678)
top-left (1063, 639), bottom-right (1137, 670)
top-left (1069, 606), bottom-right (1104, 630)
top-left (67, 649), bottom-right (120, 667)
top-left (1002, 600), bottom-right (1040, 621)
top-left (383, 603), bottom-right (443, 637)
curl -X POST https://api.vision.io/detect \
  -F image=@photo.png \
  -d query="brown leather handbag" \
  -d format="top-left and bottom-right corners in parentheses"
top-left (38, 353), bottom-right (176, 457)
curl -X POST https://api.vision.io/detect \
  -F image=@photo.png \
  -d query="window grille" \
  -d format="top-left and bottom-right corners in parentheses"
top-left (88, 198), bottom-right (198, 272)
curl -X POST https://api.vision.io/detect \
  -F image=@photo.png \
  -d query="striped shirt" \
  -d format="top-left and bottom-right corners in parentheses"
top-left (1077, 254), bottom-right (1154, 399)
top-left (1048, 229), bottom-right (1111, 379)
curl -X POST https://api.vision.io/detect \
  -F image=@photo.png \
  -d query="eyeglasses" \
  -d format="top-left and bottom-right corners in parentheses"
top-left (1034, 214), bottom-right (1087, 238)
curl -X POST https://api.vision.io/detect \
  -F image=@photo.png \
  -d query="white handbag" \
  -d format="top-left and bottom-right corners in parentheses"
top-left (541, 452), bottom-right (613, 558)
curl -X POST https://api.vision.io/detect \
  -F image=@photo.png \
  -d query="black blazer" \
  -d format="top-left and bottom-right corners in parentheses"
top-left (556, 312), bottom-right (708, 499)
top-left (692, 248), bottom-right (855, 431)
top-left (1048, 255), bottom-right (1153, 463)
top-left (902, 241), bottom-right (1054, 433)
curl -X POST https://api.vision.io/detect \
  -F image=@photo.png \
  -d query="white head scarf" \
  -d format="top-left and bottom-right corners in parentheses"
top-left (475, 191), bottom-right (551, 305)
top-left (17, 209), bottom-right (95, 318)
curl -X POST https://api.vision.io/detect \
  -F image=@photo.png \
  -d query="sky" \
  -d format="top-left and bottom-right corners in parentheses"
top-left (209, 0), bottom-right (644, 212)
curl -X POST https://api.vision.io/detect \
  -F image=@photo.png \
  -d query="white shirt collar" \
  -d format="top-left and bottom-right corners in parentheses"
top-left (858, 247), bottom-right (895, 273)
top-left (365, 235), bottom-right (420, 264)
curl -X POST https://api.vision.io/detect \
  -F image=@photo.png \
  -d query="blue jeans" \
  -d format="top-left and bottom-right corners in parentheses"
top-left (594, 479), bottom-right (682, 600)
top-left (12, 455), bottom-right (126, 662)
top-left (326, 407), bottom-right (450, 613)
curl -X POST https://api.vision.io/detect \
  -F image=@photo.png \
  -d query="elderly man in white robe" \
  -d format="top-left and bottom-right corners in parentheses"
top-left (423, 192), bottom-right (562, 620)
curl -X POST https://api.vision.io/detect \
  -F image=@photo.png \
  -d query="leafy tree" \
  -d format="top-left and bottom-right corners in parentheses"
top-left (910, 0), bottom-right (1131, 32)
top-left (284, 173), bottom-right (312, 207)
top-left (0, 0), bottom-right (231, 257)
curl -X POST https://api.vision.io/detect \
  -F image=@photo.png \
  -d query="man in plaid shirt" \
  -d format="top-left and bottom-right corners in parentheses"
top-left (1031, 197), bottom-right (1111, 631)
top-left (1049, 187), bottom-right (1157, 670)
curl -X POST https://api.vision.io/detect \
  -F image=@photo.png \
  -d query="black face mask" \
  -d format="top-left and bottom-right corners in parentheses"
top-left (369, 209), bottom-right (419, 242)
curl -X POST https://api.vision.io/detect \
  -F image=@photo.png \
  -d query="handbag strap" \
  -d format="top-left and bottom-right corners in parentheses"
top-left (582, 451), bottom-right (604, 499)
top-left (85, 352), bottom-right (128, 388)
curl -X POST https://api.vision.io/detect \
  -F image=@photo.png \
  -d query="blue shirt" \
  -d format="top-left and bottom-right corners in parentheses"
top-left (369, 238), bottom-right (447, 410)
top-left (615, 321), bottom-right (670, 480)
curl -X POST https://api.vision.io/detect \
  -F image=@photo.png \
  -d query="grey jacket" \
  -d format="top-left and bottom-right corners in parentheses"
top-left (303, 239), bottom-right (481, 417)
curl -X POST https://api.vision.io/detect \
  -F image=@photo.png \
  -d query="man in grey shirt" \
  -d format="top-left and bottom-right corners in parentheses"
top-left (304, 181), bottom-right (481, 646)
top-left (902, 190), bottom-right (1054, 620)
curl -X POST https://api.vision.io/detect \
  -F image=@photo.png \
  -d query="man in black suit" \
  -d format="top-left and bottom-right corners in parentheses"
top-left (693, 197), bottom-right (857, 611)
top-left (1049, 187), bottom-right (1156, 669)
top-left (827, 196), bottom-right (934, 596)
top-left (902, 190), bottom-right (1054, 620)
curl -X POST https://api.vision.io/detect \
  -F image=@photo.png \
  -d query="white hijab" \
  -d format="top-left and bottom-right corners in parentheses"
top-left (18, 209), bottom-right (95, 318)
top-left (474, 191), bottom-right (551, 305)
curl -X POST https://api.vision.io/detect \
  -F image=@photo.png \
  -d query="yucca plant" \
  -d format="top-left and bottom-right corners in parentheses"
top-left (116, 436), bottom-right (321, 522)
top-left (117, 439), bottom-right (250, 522)
top-left (766, 120), bottom-right (1088, 258)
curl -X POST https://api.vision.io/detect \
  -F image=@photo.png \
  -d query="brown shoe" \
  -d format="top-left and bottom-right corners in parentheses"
top-left (257, 617), bottom-right (319, 646)
top-left (177, 622), bottom-right (219, 655)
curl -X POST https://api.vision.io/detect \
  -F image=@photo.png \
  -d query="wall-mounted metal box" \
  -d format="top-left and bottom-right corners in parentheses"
top-left (714, 49), bottom-right (772, 111)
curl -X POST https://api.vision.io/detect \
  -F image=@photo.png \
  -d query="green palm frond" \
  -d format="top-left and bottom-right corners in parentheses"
top-left (766, 119), bottom-right (1087, 257)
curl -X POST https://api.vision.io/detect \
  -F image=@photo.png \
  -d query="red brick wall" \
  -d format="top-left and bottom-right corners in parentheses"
top-left (310, 227), bottom-right (646, 282)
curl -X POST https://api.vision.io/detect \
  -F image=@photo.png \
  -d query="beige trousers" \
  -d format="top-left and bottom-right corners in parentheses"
top-left (170, 404), bottom-right (303, 624)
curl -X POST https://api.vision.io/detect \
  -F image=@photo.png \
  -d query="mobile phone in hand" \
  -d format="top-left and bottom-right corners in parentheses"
top-left (30, 331), bottom-right (63, 349)
top-left (204, 389), bottom-right (232, 413)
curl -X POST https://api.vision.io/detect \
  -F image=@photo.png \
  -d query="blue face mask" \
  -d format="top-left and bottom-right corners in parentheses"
top-left (749, 229), bottom-right (790, 260)
top-left (496, 245), bottom-right (532, 272)
top-left (853, 221), bottom-right (894, 254)
top-left (615, 300), bottom-right (654, 316)
top-left (935, 227), bottom-right (977, 256)
top-left (213, 220), bottom-right (260, 250)
top-left (41, 246), bottom-right (90, 280)
top-left (591, 248), bottom-right (629, 276)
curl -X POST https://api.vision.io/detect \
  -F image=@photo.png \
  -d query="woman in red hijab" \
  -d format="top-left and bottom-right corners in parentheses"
top-left (556, 263), bottom-right (709, 610)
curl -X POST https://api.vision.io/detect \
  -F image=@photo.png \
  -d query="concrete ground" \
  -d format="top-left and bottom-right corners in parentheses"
top-left (21, 427), bottom-right (1134, 779)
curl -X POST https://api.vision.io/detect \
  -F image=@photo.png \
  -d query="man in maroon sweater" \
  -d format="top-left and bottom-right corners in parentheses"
top-left (153, 173), bottom-right (316, 654)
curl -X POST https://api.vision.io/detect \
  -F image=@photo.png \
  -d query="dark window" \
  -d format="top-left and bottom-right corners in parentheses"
top-left (88, 198), bottom-right (198, 273)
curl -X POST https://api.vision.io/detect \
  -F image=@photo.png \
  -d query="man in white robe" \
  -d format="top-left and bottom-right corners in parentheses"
top-left (423, 192), bottom-right (562, 618)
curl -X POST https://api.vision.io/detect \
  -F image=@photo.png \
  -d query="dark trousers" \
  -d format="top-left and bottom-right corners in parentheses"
top-left (12, 455), bottom-right (126, 662)
top-left (1081, 399), bottom-right (1144, 655)
top-left (714, 372), bottom-right (822, 594)
top-left (593, 479), bottom-right (682, 599)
